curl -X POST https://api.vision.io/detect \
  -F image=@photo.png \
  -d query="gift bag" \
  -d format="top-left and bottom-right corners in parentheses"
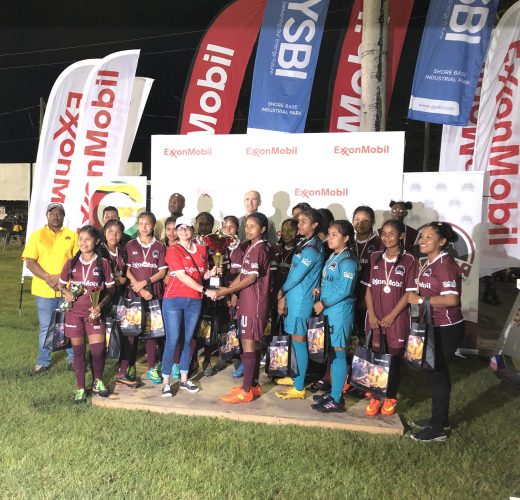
top-left (44, 309), bottom-right (71, 352)
top-left (198, 309), bottom-right (220, 346)
top-left (265, 335), bottom-right (298, 378)
top-left (142, 299), bottom-right (165, 339)
top-left (219, 321), bottom-right (241, 359)
top-left (119, 297), bottom-right (143, 337)
top-left (350, 329), bottom-right (394, 399)
top-left (105, 316), bottom-right (121, 359)
top-left (404, 299), bottom-right (435, 370)
top-left (307, 315), bottom-right (329, 364)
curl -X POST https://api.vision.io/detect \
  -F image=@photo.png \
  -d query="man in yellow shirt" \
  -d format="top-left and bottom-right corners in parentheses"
top-left (22, 203), bottom-right (78, 375)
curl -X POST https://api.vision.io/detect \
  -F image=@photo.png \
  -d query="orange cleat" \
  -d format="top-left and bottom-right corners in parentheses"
top-left (381, 398), bottom-right (397, 416)
top-left (227, 385), bottom-right (261, 398)
top-left (365, 398), bottom-right (382, 417)
top-left (222, 388), bottom-right (254, 404)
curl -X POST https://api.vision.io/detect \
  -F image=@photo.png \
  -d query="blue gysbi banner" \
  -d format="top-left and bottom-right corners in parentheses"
top-left (408, 0), bottom-right (498, 126)
top-left (247, 0), bottom-right (330, 133)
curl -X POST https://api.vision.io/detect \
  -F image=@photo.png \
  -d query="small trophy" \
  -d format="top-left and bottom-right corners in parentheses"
top-left (203, 229), bottom-right (235, 288)
top-left (60, 283), bottom-right (86, 311)
top-left (89, 288), bottom-right (101, 325)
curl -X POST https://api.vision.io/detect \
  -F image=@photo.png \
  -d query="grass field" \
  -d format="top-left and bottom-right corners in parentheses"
top-left (0, 245), bottom-right (519, 499)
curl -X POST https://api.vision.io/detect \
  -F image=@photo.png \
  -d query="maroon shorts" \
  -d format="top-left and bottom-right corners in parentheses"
top-left (239, 315), bottom-right (266, 342)
top-left (65, 311), bottom-right (106, 339)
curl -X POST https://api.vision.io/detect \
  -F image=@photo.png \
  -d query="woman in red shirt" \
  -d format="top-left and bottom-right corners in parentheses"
top-left (160, 217), bottom-right (217, 397)
top-left (407, 222), bottom-right (464, 443)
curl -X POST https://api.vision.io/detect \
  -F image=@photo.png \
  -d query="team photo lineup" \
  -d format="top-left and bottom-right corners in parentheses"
top-left (24, 190), bottom-right (464, 443)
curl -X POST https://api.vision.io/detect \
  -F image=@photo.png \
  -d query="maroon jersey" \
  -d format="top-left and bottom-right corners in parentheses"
top-left (125, 238), bottom-right (167, 299)
top-left (418, 252), bottom-right (463, 326)
top-left (164, 243), bottom-right (208, 300)
top-left (237, 240), bottom-right (271, 320)
top-left (60, 256), bottom-right (114, 316)
top-left (364, 250), bottom-right (418, 347)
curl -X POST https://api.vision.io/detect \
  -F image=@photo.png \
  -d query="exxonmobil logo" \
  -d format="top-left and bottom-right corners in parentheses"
top-left (164, 147), bottom-right (212, 158)
top-left (246, 146), bottom-right (298, 157)
top-left (186, 44), bottom-right (234, 134)
top-left (334, 145), bottom-right (390, 156)
top-left (295, 187), bottom-right (348, 199)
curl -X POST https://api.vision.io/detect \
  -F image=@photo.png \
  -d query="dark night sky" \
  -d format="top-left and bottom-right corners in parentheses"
top-left (0, 0), bottom-right (437, 176)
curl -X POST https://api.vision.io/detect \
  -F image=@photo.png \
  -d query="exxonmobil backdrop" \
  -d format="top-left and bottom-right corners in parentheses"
top-left (179, 0), bottom-right (266, 134)
top-left (328, 0), bottom-right (413, 133)
top-left (473, 1), bottom-right (520, 276)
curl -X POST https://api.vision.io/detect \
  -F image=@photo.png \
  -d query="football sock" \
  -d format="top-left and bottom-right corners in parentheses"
top-left (242, 352), bottom-right (256, 393)
top-left (146, 339), bottom-right (156, 369)
top-left (292, 339), bottom-right (308, 391)
top-left (72, 343), bottom-right (86, 389)
top-left (90, 342), bottom-right (105, 381)
top-left (330, 349), bottom-right (347, 403)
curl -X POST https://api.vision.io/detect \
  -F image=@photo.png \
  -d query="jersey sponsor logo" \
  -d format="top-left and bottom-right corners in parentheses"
top-left (301, 257), bottom-right (311, 267)
top-left (372, 278), bottom-right (402, 287)
top-left (71, 279), bottom-right (99, 288)
top-left (344, 271), bottom-right (355, 280)
top-left (419, 281), bottom-right (431, 289)
top-left (395, 265), bottom-right (405, 276)
top-left (132, 261), bottom-right (158, 269)
top-left (251, 263), bottom-right (258, 269)
top-left (443, 280), bottom-right (457, 288)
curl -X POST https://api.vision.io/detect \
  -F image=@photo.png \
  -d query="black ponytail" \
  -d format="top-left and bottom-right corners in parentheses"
top-left (68, 250), bottom-right (82, 282)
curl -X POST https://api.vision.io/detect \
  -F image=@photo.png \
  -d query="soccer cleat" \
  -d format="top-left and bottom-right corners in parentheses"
top-left (161, 384), bottom-right (173, 398)
top-left (222, 388), bottom-right (254, 404)
top-left (410, 427), bottom-right (448, 443)
top-left (311, 398), bottom-right (346, 413)
top-left (231, 363), bottom-right (244, 378)
top-left (309, 379), bottom-right (331, 392)
top-left (365, 398), bottom-right (382, 417)
top-left (276, 387), bottom-right (305, 400)
top-left (179, 380), bottom-right (200, 393)
top-left (126, 365), bottom-right (136, 381)
top-left (74, 388), bottom-right (87, 404)
top-left (227, 385), bottom-right (262, 399)
top-left (92, 379), bottom-right (109, 397)
top-left (411, 418), bottom-right (451, 432)
top-left (312, 392), bottom-right (332, 403)
top-left (115, 373), bottom-right (138, 388)
top-left (274, 376), bottom-right (294, 386)
top-left (171, 363), bottom-right (181, 380)
top-left (146, 367), bottom-right (162, 384)
top-left (381, 398), bottom-right (398, 416)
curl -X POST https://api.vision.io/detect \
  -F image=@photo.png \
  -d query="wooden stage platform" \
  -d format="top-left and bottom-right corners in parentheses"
top-left (93, 364), bottom-right (404, 436)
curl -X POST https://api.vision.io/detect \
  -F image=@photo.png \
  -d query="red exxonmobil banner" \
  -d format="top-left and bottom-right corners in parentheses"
top-left (328, 0), bottom-right (413, 132)
top-left (179, 0), bottom-right (266, 134)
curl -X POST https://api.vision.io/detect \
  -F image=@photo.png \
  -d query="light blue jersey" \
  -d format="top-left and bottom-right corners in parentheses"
top-left (320, 248), bottom-right (358, 347)
top-left (281, 236), bottom-right (324, 335)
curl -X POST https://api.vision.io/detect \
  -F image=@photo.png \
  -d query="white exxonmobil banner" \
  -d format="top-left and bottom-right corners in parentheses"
top-left (474, 2), bottom-right (520, 276)
top-left (65, 50), bottom-right (140, 232)
top-left (25, 58), bottom-right (99, 265)
top-left (151, 132), bottom-right (404, 230)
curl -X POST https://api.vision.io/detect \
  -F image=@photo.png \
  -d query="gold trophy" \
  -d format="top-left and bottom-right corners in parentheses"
top-left (203, 228), bottom-right (234, 288)
top-left (89, 288), bottom-right (101, 325)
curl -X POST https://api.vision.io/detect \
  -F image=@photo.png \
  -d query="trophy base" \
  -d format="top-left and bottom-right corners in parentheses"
top-left (209, 277), bottom-right (221, 288)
